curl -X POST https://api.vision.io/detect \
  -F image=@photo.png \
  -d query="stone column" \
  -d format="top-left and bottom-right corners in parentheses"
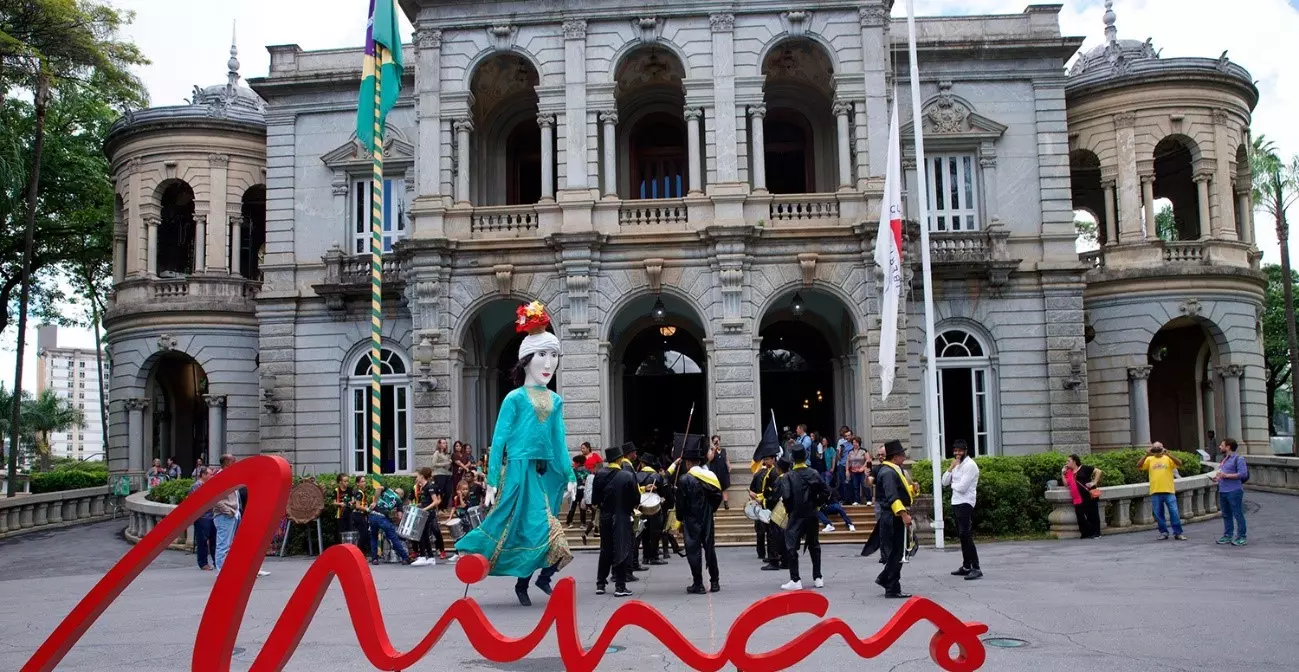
top-left (1128, 366), bottom-right (1153, 445)
top-left (229, 215), bottom-right (243, 276)
top-left (709, 13), bottom-right (738, 184)
top-left (125, 398), bottom-right (148, 476)
top-left (833, 100), bottom-right (853, 190)
top-left (415, 29), bottom-right (444, 196)
top-left (749, 104), bottom-right (767, 193)
top-left (1114, 112), bottom-right (1143, 242)
top-left (113, 232), bottom-right (127, 283)
top-left (1195, 173), bottom-right (1213, 239)
top-left (538, 113), bottom-right (556, 202)
top-left (1236, 185), bottom-right (1253, 244)
top-left (193, 211), bottom-right (208, 271)
top-left (1141, 174), bottom-right (1156, 240)
top-left (858, 5), bottom-right (890, 178)
top-left (685, 108), bottom-right (703, 195)
top-left (145, 216), bottom-right (159, 276)
top-left (599, 111), bottom-right (618, 198)
top-left (1102, 178), bottom-right (1118, 245)
top-left (454, 119), bottom-right (474, 205)
top-left (204, 395), bottom-right (226, 466)
top-left (1219, 364), bottom-right (1244, 441)
top-left (562, 20), bottom-right (589, 189)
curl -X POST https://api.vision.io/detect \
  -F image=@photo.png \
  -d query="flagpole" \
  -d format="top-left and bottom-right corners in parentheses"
top-left (368, 44), bottom-right (385, 481)
top-left (904, 0), bottom-right (944, 549)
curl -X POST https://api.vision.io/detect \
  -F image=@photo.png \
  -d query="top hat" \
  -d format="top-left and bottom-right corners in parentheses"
top-left (683, 440), bottom-right (708, 462)
top-left (790, 446), bottom-right (808, 463)
top-left (884, 440), bottom-right (906, 459)
top-left (603, 445), bottom-right (623, 463)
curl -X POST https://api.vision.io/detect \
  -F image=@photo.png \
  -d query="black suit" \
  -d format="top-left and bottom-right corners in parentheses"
top-left (776, 465), bottom-right (825, 583)
top-left (676, 466), bottom-right (723, 587)
top-left (592, 462), bottom-right (638, 589)
top-left (874, 463), bottom-right (912, 595)
top-left (637, 467), bottom-right (665, 561)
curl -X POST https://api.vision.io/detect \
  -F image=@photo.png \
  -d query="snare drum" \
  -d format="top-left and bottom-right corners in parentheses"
top-left (743, 500), bottom-right (763, 522)
top-left (446, 517), bottom-right (466, 541)
top-left (396, 504), bottom-right (428, 540)
top-left (465, 505), bottom-right (484, 530)
top-left (638, 492), bottom-right (663, 515)
top-left (340, 530), bottom-right (359, 547)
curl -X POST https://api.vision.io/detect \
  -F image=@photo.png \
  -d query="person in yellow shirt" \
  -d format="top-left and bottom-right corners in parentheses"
top-left (1138, 442), bottom-right (1186, 540)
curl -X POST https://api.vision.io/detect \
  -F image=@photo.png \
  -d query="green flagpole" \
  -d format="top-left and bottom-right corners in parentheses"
top-left (369, 45), bottom-right (385, 481)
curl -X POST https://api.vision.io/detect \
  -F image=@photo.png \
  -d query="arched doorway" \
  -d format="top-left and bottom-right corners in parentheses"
top-left (345, 348), bottom-right (412, 474)
top-left (1153, 135), bottom-right (1202, 240)
top-left (156, 180), bottom-right (196, 276)
top-left (935, 329), bottom-right (996, 457)
top-left (758, 289), bottom-right (858, 439)
top-left (146, 353), bottom-right (208, 473)
top-left (238, 185), bottom-right (267, 279)
top-left (607, 293), bottom-right (708, 457)
top-left (1148, 318), bottom-right (1220, 453)
top-left (457, 299), bottom-right (558, 456)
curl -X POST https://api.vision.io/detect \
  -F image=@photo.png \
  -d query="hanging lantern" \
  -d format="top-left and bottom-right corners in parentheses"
top-left (659, 325), bottom-right (677, 337)
top-left (790, 292), bottom-right (805, 319)
top-left (651, 297), bottom-right (668, 324)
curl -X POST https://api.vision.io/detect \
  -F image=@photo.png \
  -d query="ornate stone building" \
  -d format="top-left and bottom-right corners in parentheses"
top-left (102, 1), bottom-right (1266, 485)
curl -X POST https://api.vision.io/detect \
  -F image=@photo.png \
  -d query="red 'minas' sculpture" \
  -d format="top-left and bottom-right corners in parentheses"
top-left (22, 456), bottom-right (988, 672)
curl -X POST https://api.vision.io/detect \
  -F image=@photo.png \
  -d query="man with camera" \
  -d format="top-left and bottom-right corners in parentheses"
top-left (1138, 442), bottom-right (1186, 540)
top-left (941, 439), bottom-right (982, 580)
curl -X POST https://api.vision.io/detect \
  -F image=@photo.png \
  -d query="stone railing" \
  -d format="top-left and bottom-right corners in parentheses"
top-left (1163, 241), bottom-right (1205, 263)
top-left (123, 491), bottom-right (194, 551)
top-left (1046, 469), bottom-right (1219, 538)
top-left (1241, 455), bottom-right (1299, 495)
top-left (471, 204), bottom-right (539, 235)
top-left (0, 473), bottom-right (31, 494)
top-left (930, 231), bottom-right (991, 263)
top-left (619, 199), bottom-right (688, 227)
top-left (0, 486), bottom-right (116, 539)
top-left (768, 194), bottom-right (840, 224)
top-left (153, 278), bottom-right (189, 299)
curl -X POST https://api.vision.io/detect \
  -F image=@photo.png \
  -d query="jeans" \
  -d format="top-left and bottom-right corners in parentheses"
top-left (849, 472), bottom-right (867, 504)
top-left (194, 516), bottom-right (217, 568)
top-left (816, 503), bottom-right (854, 527)
top-left (368, 512), bottom-right (410, 562)
top-left (1150, 493), bottom-right (1183, 535)
top-left (835, 465), bottom-right (850, 502)
top-left (952, 503), bottom-right (980, 570)
top-left (213, 514), bottom-right (238, 572)
top-left (1219, 490), bottom-right (1246, 539)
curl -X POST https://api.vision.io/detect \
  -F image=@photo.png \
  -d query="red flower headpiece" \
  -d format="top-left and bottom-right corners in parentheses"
top-left (515, 301), bottom-right (551, 335)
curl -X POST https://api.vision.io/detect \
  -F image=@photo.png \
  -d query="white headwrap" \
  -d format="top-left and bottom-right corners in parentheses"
top-left (518, 331), bottom-right (561, 360)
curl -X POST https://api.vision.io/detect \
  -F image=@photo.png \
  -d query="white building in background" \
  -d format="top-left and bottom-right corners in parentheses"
top-left (35, 325), bottom-right (108, 461)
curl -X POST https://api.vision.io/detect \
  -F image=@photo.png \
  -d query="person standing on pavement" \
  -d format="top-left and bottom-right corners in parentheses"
top-left (835, 427), bottom-right (854, 502)
top-left (941, 439), bottom-right (982, 580)
top-left (1213, 438), bottom-right (1249, 546)
top-left (871, 440), bottom-right (915, 598)
top-left (1138, 442), bottom-right (1186, 540)
top-left (1063, 455), bottom-right (1103, 539)
top-left (593, 444), bottom-right (639, 597)
top-left (775, 446), bottom-right (829, 591)
top-left (189, 467), bottom-right (217, 570)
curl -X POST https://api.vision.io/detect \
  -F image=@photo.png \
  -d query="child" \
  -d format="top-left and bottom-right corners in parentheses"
top-left (566, 454), bottom-right (590, 528)
top-left (817, 483), bottom-right (856, 533)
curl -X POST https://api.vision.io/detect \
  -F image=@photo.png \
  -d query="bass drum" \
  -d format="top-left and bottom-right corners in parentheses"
top-left (396, 504), bottom-right (428, 540)
top-left (770, 501), bottom-right (789, 529)
top-left (743, 500), bottom-right (764, 522)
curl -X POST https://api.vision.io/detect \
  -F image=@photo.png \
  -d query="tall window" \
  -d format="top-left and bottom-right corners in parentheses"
top-left (935, 329), bottom-right (994, 457)
top-left (351, 177), bottom-right (407, 254)
top-left (927, 154), bottom-right (979, 232)
top-left (347, 348), bottom-right (411, 474)
top-left (630, 114), bottom-right (688, 200)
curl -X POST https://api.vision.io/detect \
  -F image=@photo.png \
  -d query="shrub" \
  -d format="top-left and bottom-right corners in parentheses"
top-left (30, 469), bottom-right (108, 493)
top-left (146, 478), bottom-right (195, 504)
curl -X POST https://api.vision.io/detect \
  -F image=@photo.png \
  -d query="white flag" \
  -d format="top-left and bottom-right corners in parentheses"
top-left (873, 98), bottom-right (904, 401)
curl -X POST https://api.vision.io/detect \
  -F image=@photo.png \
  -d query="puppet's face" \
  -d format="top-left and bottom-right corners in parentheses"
top-left (525, 349), bottom-right (560, 387)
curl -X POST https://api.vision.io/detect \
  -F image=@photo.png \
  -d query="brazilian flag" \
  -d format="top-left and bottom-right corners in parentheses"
top-left (357, 0), bottom-right (404, 150)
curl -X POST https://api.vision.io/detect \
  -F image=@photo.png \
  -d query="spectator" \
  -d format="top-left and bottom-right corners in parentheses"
top-left (847, 438), bottom-right (870, 504)
top-left (709, 435), bottom-right (732, 510)
top-left (810, 434), bottom-right (828, 475)
top-left (942, 439), bottom-right (982, 580)
top-left (820, 436), bottom-right (836, 485)
top-left (191, 457), bottom-right (206, 479)
top-left (1138, 442), bottom-right (1186, 540)
top-left (1062, 454), bottom-right (1103, 539)
top-left (189, 467), bottom-right (216, 570)
top-left (836, 427), bottom-right (854, 502)
top-left (794, 424), bottom-right (814, 453)
top-left (582, 441), bottom-right (603, 472)
top-left (1213, 438), bottom-right (1249, 546)
top-left (166, 457), bottom-right (182, 481)
top-left (431, 439), bottom-right (453, 507)
top-left (211, 467), bottom-right (240, 573)
top-left (567, 454), bottom-right (590, 528)
top-left (817, 482), bottom-right (856, 532)
top-left (146, 459), bottom-right (168, 489)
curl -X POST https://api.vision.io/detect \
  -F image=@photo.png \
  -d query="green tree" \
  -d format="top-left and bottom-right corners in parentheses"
top-left (1253, 135), bottom-right (1299, 439)
top-left (1262, 265), bottom-right (1298, 430)
top-left (1154, 203), bottom-right (1177, 241)
top-left (20, 387), bottom-right (83, 471)
top-left (1075, 217), bottom-right (1098, 249)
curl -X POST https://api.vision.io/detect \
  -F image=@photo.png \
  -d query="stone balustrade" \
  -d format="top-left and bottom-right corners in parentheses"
top-left (1241, 455), bottom-right (1299, 495)
top-left (0, 486), bottom-right (115, 539)
top-left (471, 204), bottom-right (540, 235)
top-left (123, 491), bottom-right (194, 551)
top-left (1046, 469), bottom-right (1220, 538)
top-left (619, 199), bottom-right (689, 227)
top-left (768, 194), bottom-right (840, 224)
top-left (0, 473), bottom-right (31, 494)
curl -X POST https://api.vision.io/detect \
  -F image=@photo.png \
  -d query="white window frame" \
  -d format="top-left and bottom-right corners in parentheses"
top-left (934, 329), bottom-right (996, 457)
top-left (350, 176), bottom-right (407, 255)
top-left (926, 153), bottom-right (980, 232)
top-left (346, 348), bottom-right (413, 475)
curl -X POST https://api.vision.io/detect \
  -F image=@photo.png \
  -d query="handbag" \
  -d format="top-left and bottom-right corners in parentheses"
top-left (1088, 488), bottom-right (1102, 500)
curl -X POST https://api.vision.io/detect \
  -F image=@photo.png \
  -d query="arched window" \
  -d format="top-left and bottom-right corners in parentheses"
top-left (1153, 136), bottom-right (1201, 240)
top-left (765, 111), bottom-right (815, 195)
top-left (347, 348), bottom-right (411, 473)
top-left (238, 185), bottom-right (267, 280)
top-left (630, 113), bottom-right (688, 199)
top-left (935, 329), bottom-right (994, 457)
top-left (157, 181), bottom-right (196, 276)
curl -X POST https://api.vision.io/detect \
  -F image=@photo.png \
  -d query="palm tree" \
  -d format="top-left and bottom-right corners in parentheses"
top-left (1253, 134), bottom-right (1299, 439)
top-left (20, 389), bottom-right (84, 471)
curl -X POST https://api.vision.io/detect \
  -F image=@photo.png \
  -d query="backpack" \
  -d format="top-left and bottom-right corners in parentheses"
top-left (1233, 455), bottom-right (1249, 483)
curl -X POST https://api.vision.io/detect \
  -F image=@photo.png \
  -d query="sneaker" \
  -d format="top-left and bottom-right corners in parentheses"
top-left (1158, 533), bottom-right (1169, 540)
top-left (257, 570), bottom-right (271, 577)
top-left (410, 557), bottom-right (429, 567)
top-left (761, 563), bottom-right (782, 571)
top-left (822, 524), bottom-right (835, 533)
top-left (595, 585), bottom-right (607, 595)
top-left (1232, 538), bottom-right (1248, 546)
top-left (813, 578), bottom-right (824, 588)
top-left (781, 580), bottom-right (803, 591)
top-left (848, 524), bottom-right (857, 532)
top-left (951, 567), bottom-right (971, 576)
top-left (439, 551), bottom-right (448, 560)
top-left (964, 569), bottom-right (984, 581)
top-left (614, 586), bottom-right (632, 597)
top-left (1216, 536), bottom-right (1232, 545)
top-left (1174, 534), bottom-right (1188, 541)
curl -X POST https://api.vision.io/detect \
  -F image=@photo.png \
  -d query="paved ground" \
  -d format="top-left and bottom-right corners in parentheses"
top-left (2, 492), bottom-right (1296, 671)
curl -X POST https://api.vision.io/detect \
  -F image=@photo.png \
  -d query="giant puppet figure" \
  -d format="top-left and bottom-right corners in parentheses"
top-left (455, 301), bottom-right (578, 606)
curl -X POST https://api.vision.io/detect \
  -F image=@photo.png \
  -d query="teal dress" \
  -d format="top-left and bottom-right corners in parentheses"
top-left (454, 385), bottom-right (576, 577)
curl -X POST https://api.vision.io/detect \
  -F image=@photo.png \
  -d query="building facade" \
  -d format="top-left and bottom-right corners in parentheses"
top-left (102, 1), bottom-right (1266, 485)
top-left (35, 326), bottom-right (109, 461)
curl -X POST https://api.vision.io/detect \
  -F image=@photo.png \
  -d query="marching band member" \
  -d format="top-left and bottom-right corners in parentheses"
top-left (592, 443), bottom-right (639, 597)
top-left (367, 480), bottom-right (412, 566)
top-left (411, 467), bottom-right (445, 566)
top-left (637, 454), bottom-right (667, 566)
top-left (673, 439), bottom-right (723, 595)
top-left (774, 447), bottom-right (830, 590)
top-left (350, 476), bottom-right (371, 555)
top-left (869, 440), bottom-right (916, 598)
top-left (749, 437), bottom-right (780, 565)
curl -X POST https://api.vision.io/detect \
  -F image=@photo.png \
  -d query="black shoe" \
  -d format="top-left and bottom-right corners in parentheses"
top-left (884, 591), bottom-right (912, 599)
top-left (686, 584), bottom-right (707, 595)
top-left (535, 579), bottom-right (553, 595)
top-left (964, 569), bottom-right (983, 581)
top-left (710, 581), bottom-right (721, 593)
top-left (515, 589), bottom-right (532, 607)
top-left (951, 567), bottom-right (971, 576)
top-left (626, 574), bottom-right (639, 583)
top-left (649, 559), bottom-right (668, 566)
top-left (874, 577), bottom-right (887, 588)
top-left (614, 586), bottom-right (632, 597)
top-left (633, 565), bottom-right (649, 572)
top-left (761, 563), bottom-right (782, 571)
top-left (595, 585), bottom-right (606, 595)
top-left (675, 550), bottom-right (686, 558)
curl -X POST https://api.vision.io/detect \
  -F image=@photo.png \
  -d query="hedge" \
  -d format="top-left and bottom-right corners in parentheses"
top-left (911, 448), bottom-right (1204, 538)
top-left (146, 478), bottom-right (195, 504)
top-left (30, 469), bottom-right (108, 494)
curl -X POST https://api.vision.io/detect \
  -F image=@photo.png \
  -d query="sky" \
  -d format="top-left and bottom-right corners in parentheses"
top-left (2, 0), bottom-right (1297, 390)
